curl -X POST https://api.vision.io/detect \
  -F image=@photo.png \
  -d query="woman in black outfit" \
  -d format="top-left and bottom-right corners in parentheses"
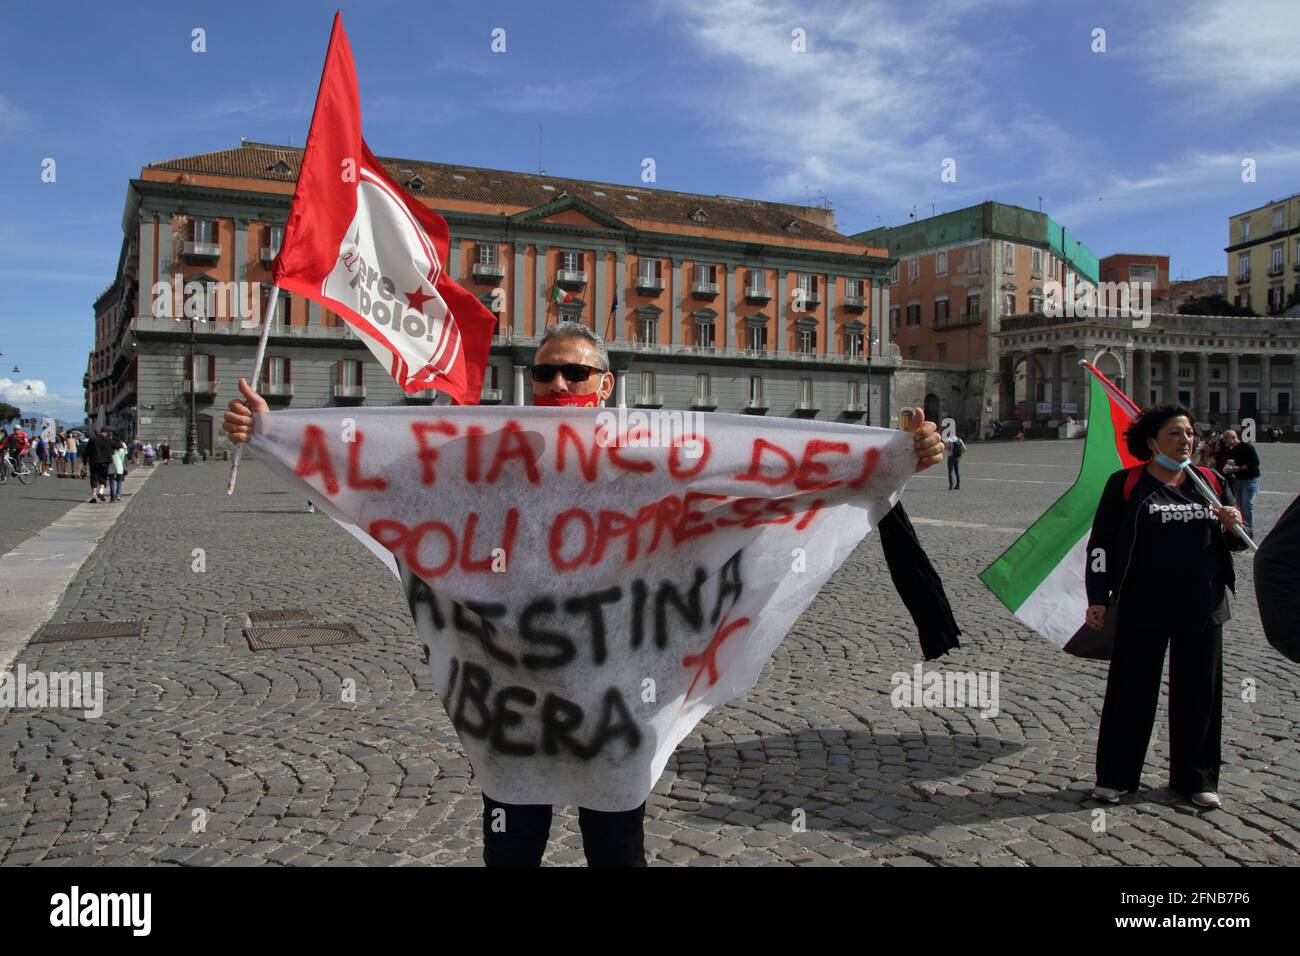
top-left (1084, 403), bottom-right (1242, 809)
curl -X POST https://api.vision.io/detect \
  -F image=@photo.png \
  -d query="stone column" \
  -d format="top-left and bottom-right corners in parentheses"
top-left (613, 253), bottom-right (626, 342)
top-left (671, 259), bottom-right (683, 347)
top-left (825, 276), bottom-right (837, 356)
top-left (535, 245), bottom-right (549, 334)
top-left (1123, 348), bottom-right (1135, 397)
top-left (158, 217), bottom-right (173, 285)
top-left (594, 250), bottom-right (607, 334)
top-left (234, 219), bottom-right (248, 284)
top-left (450, 238), bottom-right (462, 286)
top-left (616, 369), bottom-right (627, 408)
top-left (1196, 352), bottom-right (1210, 422)
top-left (512, 244), bottom-right (526, 338)
top-left (1025, 351), bottom-right (1037, 418)
top-left (1139, 349), bottom-right (1152, 407)
top-left (1051, 348), bottom-right (1063, 419)
top-left (1227, 353), bottom-right (1240, 425)
top-left (1260, 354), bottom-right (1272, 425)
top-left (1001, 351), bottom-right (1016, 420)
top-left (725, 265), bottom-right (737, 350)
top-left (879, 283), bottom-right (891, 356)
top-left (137, 218), bottom-right (155, 319)
top-left (513, 364), bottom-right (527, 406)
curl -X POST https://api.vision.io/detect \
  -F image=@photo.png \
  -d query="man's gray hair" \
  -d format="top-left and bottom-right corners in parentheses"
top-left (539, 321), bottom-right (610, 371)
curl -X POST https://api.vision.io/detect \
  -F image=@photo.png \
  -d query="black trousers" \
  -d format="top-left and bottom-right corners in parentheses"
top-left (947, 456), bottom-right (960, 488)
top-left (481, 795), bottom-right (647, 866)
top-left (1095, 619), bottom-right (1222, 796)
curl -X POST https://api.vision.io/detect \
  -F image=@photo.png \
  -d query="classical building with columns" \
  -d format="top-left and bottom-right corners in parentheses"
top-left (997, 311), bottom-right (1300, 429)
top-left (88, 141), bottom-right (901, 451)
top-left (854, 201), bottom-right (1099, 438)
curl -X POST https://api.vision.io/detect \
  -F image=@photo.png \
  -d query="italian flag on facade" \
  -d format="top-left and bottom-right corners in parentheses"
top-left (979, 362), bottom-right (1142, 654)
top-left (552, 285), bottom-right (574, 304)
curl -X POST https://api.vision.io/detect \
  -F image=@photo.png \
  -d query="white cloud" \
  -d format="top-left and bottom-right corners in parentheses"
top-left (1143, 0), bottom-right (1300, 109)
top-left (658, 0), bottom-right (1055, 220)
top-left (1048, 144), bottom-right (1300, 228)
top-left (0, 94), bottom-right (25, 135)
top-left (0, 378), bottom-right (82, 419)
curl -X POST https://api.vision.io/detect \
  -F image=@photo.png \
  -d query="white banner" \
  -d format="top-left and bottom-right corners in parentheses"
top-left (251, 407), bottom-right (914, 810)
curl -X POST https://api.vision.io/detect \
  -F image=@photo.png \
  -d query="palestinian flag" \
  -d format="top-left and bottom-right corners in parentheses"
top-left (552, 285), bottom-right (574, 304)
top-left (979, 362), bottom-right (1142, 655)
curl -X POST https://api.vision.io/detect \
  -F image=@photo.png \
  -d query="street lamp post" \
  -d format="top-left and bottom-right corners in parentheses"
top-left (184, 315), bottom-right (199, 464)
top-left (865, 329), bottom-right (879, 426)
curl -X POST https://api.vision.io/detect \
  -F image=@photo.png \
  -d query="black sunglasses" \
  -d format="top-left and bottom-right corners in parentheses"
top-left (530, 363), bottom-right (606, 383)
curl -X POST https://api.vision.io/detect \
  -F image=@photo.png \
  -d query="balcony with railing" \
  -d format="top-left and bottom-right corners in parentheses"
top-left (634, 392), bottom-right (664, 408)
top-left (185, 241), bottom-right (221, 262)
top-left (795, 287), bottom-right (821, 309)
top-left (1269, 263), bottom-right (1285, 276)
top-left (691, 394), bottom-right (717, 411)
top-left (261, 382), bottom-right (293, 402)
top-left (332, 384), bottom-right (366, 403)
top-left (745, 284), bottom-right (771, 304)
top-left (480, 388), bottom-right (503, 404)
top-left (842, 295), bottom-right (868, 313)
top-left (1237, 269), bottom-right (1251, 284)
top-left (634, 274), bottom-right (664, 294)
top-left (183, 379), bottom-right (219, 399)
top-left (472, 261), bottom-right (505, 282)
top-left (794, 398), bottom-right (819, 418)
top-left (743, 397), bottom-right (769, 414)
top-left (691, 281), bottom-right (719, 299)
top-left (556, 270), bottom-right (587, 290)
top-left (260, 247), bottom-right (278, 266)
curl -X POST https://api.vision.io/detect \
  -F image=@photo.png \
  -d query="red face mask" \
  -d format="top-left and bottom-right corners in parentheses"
top-left (534, 391), bottom-right (600, 408)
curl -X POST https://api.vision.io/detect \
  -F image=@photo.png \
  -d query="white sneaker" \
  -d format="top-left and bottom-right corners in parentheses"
top-left (1092, 786), bottom-right (1124, 804)
top-left (1190, 791), bottom-right (1221, 809)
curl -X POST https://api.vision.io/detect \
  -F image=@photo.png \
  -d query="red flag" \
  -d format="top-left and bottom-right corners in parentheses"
top-left (272, 13), bottom-right (494, 402)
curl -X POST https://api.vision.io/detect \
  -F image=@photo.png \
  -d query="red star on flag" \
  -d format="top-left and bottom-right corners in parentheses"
top-left (405, 286), bottom-right (435, 313)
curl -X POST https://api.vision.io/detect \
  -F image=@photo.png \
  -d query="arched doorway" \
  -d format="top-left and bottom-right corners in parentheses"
top-left (924, 393), bottom-right (941, 424)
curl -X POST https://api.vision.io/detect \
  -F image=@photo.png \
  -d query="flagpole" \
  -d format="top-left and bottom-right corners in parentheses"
top-left (1184, 465), bottom-right (1258, 552)
top-left (225, 283), bottom-right (282, 495)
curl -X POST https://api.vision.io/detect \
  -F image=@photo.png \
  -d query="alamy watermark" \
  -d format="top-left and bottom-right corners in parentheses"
top-left (151, 272), bottom-right (262, 325)
top-left (890, 663), bottom-right (999, 718)
top-left (595, 407), bottom-right (705, 456)
top-left (1, 665), bottom-right (104, 718)
top-left (1044, 275), bottom-right (1153, 328)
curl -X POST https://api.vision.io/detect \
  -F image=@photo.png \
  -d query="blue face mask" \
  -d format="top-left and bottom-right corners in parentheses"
top-left (1153, 450), bottom-right (1189, 471)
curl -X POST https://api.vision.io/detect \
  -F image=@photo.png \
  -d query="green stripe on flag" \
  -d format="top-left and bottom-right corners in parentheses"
top-left (978, 374), bottom-right (1125, 613)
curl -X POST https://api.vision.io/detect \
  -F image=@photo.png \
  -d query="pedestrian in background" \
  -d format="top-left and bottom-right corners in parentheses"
top-left (1220, 429), bottom-right (1261, 536)
top-left (107, 436), bottom-right (127, 502)
top-left (944, 433), bottom-right (966, 490)
top-left (86, 427), bottom-right (116, 503)
top-left (64, 431), bottom-right (78, 479)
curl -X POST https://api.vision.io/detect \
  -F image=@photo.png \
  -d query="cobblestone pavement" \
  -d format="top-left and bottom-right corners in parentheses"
top-left (2, 440), bottom-right (1299, 867)
top-left (0, 470), bottom-right (102, 556)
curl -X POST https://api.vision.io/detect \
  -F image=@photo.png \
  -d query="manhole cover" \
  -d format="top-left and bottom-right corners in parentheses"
top-left (33, 620), bottom-right (145, 643)
top-left (244, 623), bottom-right (365, 651)
top-left (247, 608), bottom-right (315, 624)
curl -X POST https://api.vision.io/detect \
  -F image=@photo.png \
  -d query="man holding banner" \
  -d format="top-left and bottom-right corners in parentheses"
top-left (225, 321), bottom-right (947, 865)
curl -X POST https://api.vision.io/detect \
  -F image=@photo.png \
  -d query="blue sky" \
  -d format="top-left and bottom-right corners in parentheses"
top-left (1, 0), bottom-right (1298, 419)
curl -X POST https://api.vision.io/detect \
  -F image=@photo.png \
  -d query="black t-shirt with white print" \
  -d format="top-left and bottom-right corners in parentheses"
top-left (1120, 469), bottom-right (1233, 632)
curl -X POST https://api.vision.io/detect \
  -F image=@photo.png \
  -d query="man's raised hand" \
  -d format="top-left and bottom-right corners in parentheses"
top-left (222, 378), bottom-right (269, 445)
top-left (909, 407), bottom-right (945, 473)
